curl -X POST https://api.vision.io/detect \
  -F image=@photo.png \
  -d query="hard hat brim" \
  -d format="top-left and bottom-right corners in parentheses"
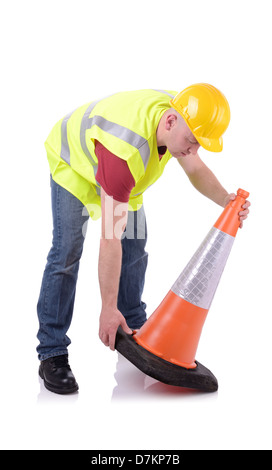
top-left (195, 135), bottom-right (223, 152)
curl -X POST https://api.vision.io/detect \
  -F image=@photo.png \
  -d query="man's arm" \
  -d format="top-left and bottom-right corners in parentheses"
top-left (177, 152), bottom-right (229, 207)
top-left (98, 188), bottom-right (132, 350)
top-left (177, 152), bottom-right (250, 225)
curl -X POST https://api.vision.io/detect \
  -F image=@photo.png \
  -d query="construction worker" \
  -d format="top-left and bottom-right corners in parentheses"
top-left (37, 85), bottom-right (250, 394)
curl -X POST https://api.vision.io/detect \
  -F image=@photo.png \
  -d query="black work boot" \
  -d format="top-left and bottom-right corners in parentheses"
top-left (39, 355), bottom-right (79, 394)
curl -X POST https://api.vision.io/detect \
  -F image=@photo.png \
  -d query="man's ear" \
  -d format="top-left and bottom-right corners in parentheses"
top-left (165, 113), bottom-right (178, 131)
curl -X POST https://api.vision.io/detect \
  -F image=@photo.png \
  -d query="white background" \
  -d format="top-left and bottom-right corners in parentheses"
top-left (1, 0), bottom-right (271, 450)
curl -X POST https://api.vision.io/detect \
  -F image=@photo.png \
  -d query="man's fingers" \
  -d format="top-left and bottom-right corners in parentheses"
top-left (109, 329), bottom-right (117, 351)
top-left (99, 331), bottom-right (109, 347)
top-left (238, 200), bottom-right (250, 229)
top-left (109, 321), bottom-right (132, 350)
top-left (99, 311), bottom-right (132, 350)
top-left (120, 317), bottom-right (132, 335)
top-left (239, 209), bottom-right (249, 219)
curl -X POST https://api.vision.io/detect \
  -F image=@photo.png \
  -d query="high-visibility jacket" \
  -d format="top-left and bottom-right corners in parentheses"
top-left (45, 89), bottom-right (177, 220)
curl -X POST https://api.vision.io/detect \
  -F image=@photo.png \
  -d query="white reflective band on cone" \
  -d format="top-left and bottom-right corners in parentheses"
top-left (171, 227), bottom-right (235, 310)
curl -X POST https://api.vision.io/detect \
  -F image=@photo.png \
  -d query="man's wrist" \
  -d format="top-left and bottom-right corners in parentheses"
top-left (101, 301), bottom-right (118, 311)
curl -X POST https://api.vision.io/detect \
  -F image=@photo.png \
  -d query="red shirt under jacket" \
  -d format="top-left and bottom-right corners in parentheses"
top-left (95, 140), bottom-right (167, 202)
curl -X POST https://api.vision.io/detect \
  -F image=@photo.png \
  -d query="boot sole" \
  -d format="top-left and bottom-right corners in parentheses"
top-left (39, 366), bottom-right (79, 395)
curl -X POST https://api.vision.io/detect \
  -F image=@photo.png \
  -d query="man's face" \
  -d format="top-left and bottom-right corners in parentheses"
top-left (166, 114), bottom-right (200, 158)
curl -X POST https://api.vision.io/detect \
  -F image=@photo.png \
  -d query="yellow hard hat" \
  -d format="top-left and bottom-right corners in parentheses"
top-left (170, 83), bottom-right (230, 152)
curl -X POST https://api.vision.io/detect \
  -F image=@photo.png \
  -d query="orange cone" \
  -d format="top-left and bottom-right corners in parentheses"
top-left (133, 188), bottom-right (249, 369)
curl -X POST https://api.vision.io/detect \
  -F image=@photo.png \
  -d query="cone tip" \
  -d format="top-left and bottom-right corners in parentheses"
top-left (237, 188), bottom-right (250, 199)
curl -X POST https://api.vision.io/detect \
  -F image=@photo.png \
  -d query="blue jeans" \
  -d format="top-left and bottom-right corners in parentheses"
top-left (36, 177), bottom-right (148, 361)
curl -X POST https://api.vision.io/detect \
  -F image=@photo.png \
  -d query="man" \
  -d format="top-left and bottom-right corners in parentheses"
top-left (37, 84), bottom-right (250, 394)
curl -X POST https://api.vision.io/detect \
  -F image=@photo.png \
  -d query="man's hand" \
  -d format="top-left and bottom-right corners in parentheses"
top-left (223, 193), bottom-right (251, 228)
top-left (99, 307), bottom-right (132, 350)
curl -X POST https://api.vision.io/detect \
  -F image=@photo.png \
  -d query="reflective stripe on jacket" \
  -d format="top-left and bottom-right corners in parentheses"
top-left (45, 89), bottom-right (176, 219)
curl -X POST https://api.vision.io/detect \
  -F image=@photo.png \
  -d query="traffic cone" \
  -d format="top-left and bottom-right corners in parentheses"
top-left (115, 189), bottom-right (249, 392)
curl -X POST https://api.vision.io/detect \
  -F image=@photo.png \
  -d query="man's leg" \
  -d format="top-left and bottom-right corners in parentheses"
top-left (37, 176), bottom-right (89, 393)
top-left (118, 206), bottom-right (148, 329)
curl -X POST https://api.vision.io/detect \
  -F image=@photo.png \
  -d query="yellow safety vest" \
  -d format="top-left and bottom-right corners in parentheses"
top-left (45, 89), bottom-right (177, 220)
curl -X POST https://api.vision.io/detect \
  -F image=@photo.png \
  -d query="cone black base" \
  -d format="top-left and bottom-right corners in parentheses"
top-left (115, 327), bottom-right (218, 393)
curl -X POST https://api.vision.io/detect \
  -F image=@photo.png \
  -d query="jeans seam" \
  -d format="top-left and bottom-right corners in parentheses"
top-left (39, 182), bottom-right (61, 342)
